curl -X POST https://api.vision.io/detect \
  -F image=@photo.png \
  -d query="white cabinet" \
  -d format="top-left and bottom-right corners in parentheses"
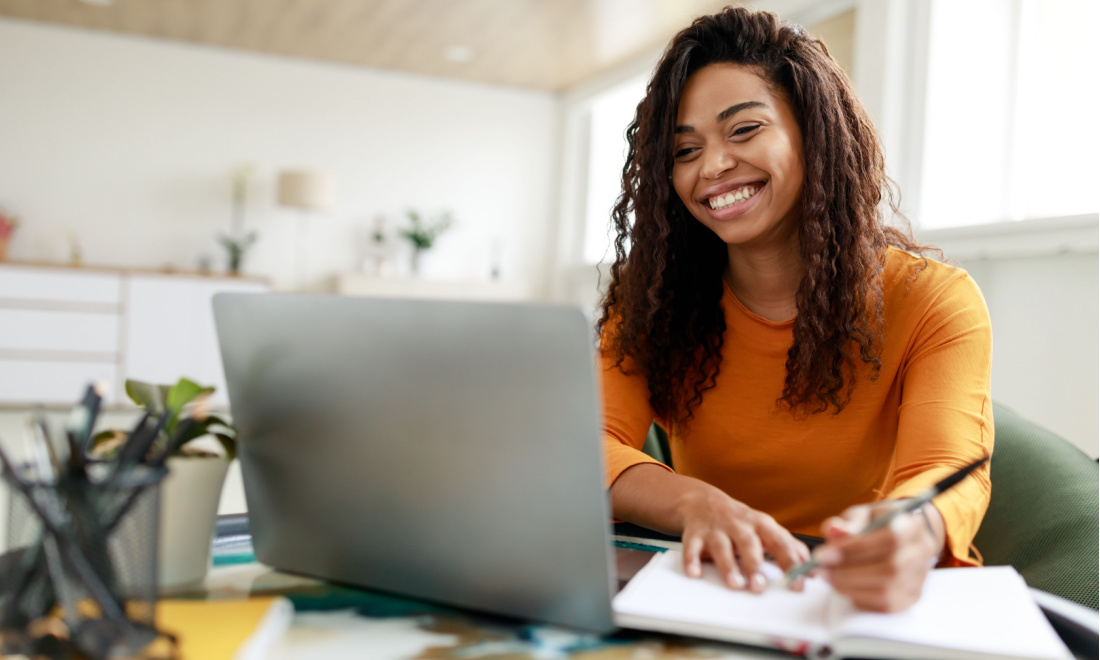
top-left (0, 264), bottom-right (268, 408)
top-left (123, 275), bottom-right (266, 408)
top-left (0, 266), bottom-right (122, 304)
top-left (0, 309), bottom-right (120, 353)
top-left (0, 265), bottom-right (124, 404)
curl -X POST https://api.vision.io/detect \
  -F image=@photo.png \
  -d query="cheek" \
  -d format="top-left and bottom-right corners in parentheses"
top-left (777, 140), bottom-right (805, 196)
top-left (756, 145), bottom-right (802, 203)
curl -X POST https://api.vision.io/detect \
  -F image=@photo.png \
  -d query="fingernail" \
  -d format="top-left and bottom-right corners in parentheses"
top-left (750, 573), bottom-right (768, 592)
top-left (688, 563), bottom-right (701, 578)
top-left (725, 572), bottom-right (745, 589)
top-left (815, 547), bottom-right (841, 566)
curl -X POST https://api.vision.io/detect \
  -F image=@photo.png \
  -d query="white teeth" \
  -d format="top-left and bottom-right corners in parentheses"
top-left (708, 184), bottom-right (760, 209)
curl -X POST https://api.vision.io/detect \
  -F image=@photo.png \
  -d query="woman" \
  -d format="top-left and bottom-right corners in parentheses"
top-left (599, 7), bottom-right (992, 612)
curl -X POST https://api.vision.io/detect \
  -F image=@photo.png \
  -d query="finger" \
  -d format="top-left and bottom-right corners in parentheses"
top-left (759, 522), bottom-right (808, 572)
top-left (706, 532), bottom-right (746, 590)
top-left (833, 582), bottom-right (924, 613)
top-left (796, 540), bottom-right (812, 563)
top-left (728, 526), bottom-right (767, 593)
top-left (826, 547), bottom-right (931, 593)
top-left (824, 561), bottom-right (904, 592)
top-left (822, 505), bottom-right (872, 538)
top-left (682, 533), bottom-right (705, 578)
top-left (832, 513), bottom-right (927, 566)
top-left (840, 506), bottom-right (875, 525)
top-left (820, 515), bottom-right (855, 541)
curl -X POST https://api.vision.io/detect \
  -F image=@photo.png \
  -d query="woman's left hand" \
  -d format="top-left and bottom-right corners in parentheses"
top-left (815, 501), bottom-right (945, 612)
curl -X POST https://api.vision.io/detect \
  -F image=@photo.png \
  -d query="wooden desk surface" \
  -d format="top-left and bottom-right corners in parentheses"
top-left (188, 543), bottom-right (784, 660)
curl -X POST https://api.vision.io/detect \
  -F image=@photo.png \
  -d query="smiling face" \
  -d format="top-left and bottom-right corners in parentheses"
top-left (672, 63), bottom-right (805, 250)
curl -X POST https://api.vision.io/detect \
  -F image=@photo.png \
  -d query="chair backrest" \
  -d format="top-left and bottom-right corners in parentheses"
top-left (974, 403), bottom-right (1098, 610)
top-left (642, 423), bottom-right (671, 467)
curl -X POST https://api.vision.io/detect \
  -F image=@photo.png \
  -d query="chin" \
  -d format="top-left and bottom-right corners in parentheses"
top-left (706, 219), bottom-right (770, 247)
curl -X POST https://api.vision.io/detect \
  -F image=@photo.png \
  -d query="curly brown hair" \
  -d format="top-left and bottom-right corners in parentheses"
top-left (597, 6), bottom-right (932, 428)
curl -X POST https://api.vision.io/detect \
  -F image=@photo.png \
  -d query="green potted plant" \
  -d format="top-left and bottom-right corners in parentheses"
top-left (399, 209), bottom-right (452, 275)
top-left (92, 377), bottom-right (237, 591)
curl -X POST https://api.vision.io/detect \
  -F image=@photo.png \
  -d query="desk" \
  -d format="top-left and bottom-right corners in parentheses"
top-left (191, 541), bottom-right (784, 660)
top-left (189, 525), bottom-right (1097, 660)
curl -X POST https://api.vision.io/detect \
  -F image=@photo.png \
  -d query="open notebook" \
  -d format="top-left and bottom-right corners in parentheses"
top-left (613, 551), bottom-right (1071, 660)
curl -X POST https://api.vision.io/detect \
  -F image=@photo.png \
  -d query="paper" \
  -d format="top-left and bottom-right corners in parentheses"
top-left (833, 567), bottom-right (1071, 660)
top-left (613, 549), bottom-right (832, 645)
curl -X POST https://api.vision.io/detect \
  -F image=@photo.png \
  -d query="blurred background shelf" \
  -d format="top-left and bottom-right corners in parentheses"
top-left (332, 273), bottom-right (530, 302)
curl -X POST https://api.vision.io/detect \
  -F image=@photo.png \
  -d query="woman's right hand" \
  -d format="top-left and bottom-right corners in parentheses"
top-left (678, 484), bottom-right (810, 592)
top-left (610, 463), bottom-right (810, 593)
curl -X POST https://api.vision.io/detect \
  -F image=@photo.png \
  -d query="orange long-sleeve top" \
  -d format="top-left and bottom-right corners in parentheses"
top-left (601, 248), bottom-right (994, 566)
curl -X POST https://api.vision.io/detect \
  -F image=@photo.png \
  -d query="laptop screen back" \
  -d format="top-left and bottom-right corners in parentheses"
top-left (213, 293), bottom-right (616, 632)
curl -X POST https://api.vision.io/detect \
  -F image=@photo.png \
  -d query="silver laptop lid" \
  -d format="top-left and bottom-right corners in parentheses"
top-left (213, 293), bottom-right (616, 632)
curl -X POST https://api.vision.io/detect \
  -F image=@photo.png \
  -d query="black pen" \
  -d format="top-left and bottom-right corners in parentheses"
top-left (778, 456), bottom-right (990, 588)
top-left (110, 411), bottom-right (163, 478)
top-left (68, 381), bottom-right (105, 455)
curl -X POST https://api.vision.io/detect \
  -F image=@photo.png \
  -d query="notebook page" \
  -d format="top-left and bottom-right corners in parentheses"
top-left (831, 567), bottom-right (1070, 660)
top-left (613, 550), bottom-right (832, 645)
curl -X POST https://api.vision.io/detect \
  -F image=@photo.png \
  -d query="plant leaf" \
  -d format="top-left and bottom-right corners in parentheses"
top-left (89, 429), bottom-right (127, 459)
top-left (214, 433), bottom-right (237, 461)
top-left (157, 378), bottom-right (213, 438)
top-left (202, 415), bottom-right (235, 432)
top-left (125, 380), bottom-right (165, 412)
top-left (165, 378), bottom-right (213, 416)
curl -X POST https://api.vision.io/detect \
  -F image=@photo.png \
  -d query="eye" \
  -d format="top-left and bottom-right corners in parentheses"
top-left (732, 124), bottom-right (762, 137)
top-left (674, 146), bottom-right (699, 159)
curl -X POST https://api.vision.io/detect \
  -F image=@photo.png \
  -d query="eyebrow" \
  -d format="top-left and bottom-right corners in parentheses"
top-left (675, 101), bottom-right (768, 133)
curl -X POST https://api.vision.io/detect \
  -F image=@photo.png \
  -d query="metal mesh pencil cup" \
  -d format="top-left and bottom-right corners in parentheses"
top-left (0, 461), bottom-right (173, 659)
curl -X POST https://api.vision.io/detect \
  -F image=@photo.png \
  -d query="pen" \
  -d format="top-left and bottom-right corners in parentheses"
top-left (777, 456), bottom-right (990, 588)
top-left (26, 421), bottom-right (82, 630)
top-left (111, 411), bottom-right (161, 476)
top-left (68, 381), bottom-right (105, 456)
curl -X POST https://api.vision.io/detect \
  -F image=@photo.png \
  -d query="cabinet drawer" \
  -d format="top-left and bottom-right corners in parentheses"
top-left (0, 308), bottom-right (120, 353)
top-left (0, 266), bottom-right (122, 305)
top-left (0, 360), bottom-right (118, 405)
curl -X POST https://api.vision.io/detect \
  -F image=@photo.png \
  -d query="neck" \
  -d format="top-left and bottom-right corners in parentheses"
top-left (725, 237), bottom-right (804, 322)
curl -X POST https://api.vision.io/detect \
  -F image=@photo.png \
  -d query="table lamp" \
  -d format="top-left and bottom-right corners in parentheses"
top-left (276, 170), bottom-right (333, 289)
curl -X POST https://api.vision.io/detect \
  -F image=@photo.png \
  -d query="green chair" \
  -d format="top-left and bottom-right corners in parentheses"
top-left (974, 402), bottom-right (1098, 611)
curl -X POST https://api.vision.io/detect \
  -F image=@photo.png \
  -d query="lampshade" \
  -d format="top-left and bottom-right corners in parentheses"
top-left (276, 170), bottom-right (333, 211)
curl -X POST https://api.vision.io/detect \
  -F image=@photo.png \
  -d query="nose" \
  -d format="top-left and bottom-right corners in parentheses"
top-left (700, 144), bottom-right (736, 179)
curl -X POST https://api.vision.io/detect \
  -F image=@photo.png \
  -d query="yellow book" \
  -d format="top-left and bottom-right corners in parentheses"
top-left (157, 596), bottom-right (293, 660)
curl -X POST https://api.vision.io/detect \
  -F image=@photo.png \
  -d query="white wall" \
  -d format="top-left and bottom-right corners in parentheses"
top-left (0, 18), bottom-right (559, 293)
top-left (921, 216), bottom-right (1100, 458)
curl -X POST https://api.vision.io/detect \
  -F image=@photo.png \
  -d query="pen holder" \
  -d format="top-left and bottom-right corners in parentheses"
top-left (0, 462), bottom-right (177, 659)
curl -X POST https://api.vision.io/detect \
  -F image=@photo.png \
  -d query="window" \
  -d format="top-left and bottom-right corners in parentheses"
top-left (918, 0), bottom-right (1098, 229)
top-left (581, 74), bottom-right (647, 265)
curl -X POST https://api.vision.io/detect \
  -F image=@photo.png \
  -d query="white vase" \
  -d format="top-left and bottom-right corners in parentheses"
top-left (158, 456), bottom-right (230, 592)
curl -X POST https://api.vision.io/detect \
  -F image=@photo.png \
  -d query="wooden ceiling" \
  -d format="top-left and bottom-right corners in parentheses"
top-left (0, 0), bottom-right (830, 90)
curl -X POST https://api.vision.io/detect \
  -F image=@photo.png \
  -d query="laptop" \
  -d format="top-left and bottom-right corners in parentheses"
top-left (212, 293), bottom-right (617, 633)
